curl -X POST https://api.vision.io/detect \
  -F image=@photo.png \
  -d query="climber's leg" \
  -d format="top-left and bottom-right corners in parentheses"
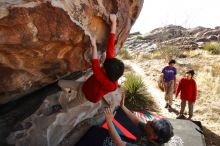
top-left (67, 84), bottom-right (88, 108)
top-left (58, 80), bottom-right (82, 92)
top-left (44, 92), bottom-right (63, 116)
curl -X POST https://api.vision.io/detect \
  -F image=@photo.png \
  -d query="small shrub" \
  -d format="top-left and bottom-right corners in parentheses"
top-left (149, 50), bottom-right (163, 59)
top-left (117, 47), bottom-right (132, 59)
top-left (211, 63), bottom-right (220, 77)
top-left (203, 42), bottom-right (220, 55)
top-left (157, 45), bottom-right (180, 61)
top-left (136, 36), bottom-right (145, 40)
top-left (123, 73), bottom-right (145, 104)
top-left (137, 53), bottom-right (151, 61)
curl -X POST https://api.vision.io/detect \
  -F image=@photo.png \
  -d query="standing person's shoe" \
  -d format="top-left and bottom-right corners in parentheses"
top-left (165, 103), bottom-right (169, 108)
top-left (176, 114), bottom-right (186, 119)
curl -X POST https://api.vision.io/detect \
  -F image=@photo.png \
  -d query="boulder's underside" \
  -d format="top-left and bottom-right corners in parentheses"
top-left (0, 0), bottom-right (144, 146)
top-left (0, 0), bottom-right (143, 104)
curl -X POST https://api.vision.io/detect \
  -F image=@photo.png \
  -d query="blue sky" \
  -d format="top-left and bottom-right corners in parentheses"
top-left (131, 0), bottom-right (220, 34)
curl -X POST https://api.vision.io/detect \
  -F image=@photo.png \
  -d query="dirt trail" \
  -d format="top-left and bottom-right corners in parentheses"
top-left (124, 60), bottom-right (180, 118)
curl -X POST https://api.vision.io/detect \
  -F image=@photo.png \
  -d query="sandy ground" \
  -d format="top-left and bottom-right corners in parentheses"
top-left (124, 60), bottom-right (181, 118)
top-left (124, 57), bottom-right (220, 146)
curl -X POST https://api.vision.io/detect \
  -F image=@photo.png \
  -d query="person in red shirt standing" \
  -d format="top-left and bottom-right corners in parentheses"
top-left (176, 69), bottom-right (197, 120)
top-left (54, 14), bottom-right (124, 111)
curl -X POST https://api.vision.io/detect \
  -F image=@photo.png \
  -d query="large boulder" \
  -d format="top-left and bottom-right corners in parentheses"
top-left (0, 0), bottom-right (144, 104)
top-left (6, 87), bottom-right (122, 146)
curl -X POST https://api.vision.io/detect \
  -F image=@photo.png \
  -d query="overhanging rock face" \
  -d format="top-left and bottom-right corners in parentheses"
top-left (0, 0), bottom-right (144, 104)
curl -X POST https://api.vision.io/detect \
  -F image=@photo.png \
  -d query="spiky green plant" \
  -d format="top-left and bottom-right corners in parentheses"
top-left (123, 73), bottom-right (145, 104)
top-left (203, 42), bottom-right (220, 55)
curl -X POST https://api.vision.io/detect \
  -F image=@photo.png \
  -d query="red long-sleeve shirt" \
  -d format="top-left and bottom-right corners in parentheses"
top-left (82, 33), bottom-right (118, 103)
top-left (175, 77), bottom-right (197, 102)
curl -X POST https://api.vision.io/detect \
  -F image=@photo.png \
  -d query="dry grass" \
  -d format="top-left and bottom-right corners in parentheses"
top-left (211, 63), bottom-right (220, 77)
top-left (203, 42), bottom-right (220, 55)
top-left (116, 47), bottom-right (132, 60)
top-left (124, 48), bottom-right (220, 145)
top-left (136, 50), bottom-right (172, 62)
top-left (157, 45), bottom-right (180, 61)
top-left (187, 49), bottom-right (207, 58)
top-left (186, 59), bottom-right (220, 141)
top-left (187, 63), bottom-right (201, 72)
top-left (142, 49), bottom-right (219, 145)
top-left (124, 64), bottom-right (133, 73)
top-left (136, 46), bottom-right (189, 62)
top-left (137, 53), bottom-right (152, 61)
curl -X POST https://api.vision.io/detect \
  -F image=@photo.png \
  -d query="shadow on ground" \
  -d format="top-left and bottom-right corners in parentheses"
top-left (168, 107), bottom-right (180, 115)
top-left (203, 126), bottom-right (220, 146)
top-left (125, 93), bottom-right (160, 114)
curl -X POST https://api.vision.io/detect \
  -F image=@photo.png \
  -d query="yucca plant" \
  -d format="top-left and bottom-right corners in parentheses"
top-left (123, 73), bottom-right (145, 105)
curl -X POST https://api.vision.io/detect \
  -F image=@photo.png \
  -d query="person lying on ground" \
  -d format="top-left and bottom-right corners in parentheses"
top-left (104, 93), bottom-right (174, 146)
top-left (46, 14), bottom-right (124, 114)
top-left (176, 69), bottom-right (197, 120)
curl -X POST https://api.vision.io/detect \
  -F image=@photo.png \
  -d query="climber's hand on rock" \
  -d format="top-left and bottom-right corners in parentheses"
top-left (91, 36), bottom-right (98, 59)
top-left (110, 14), bottom-right (117, 33)
top-left (90, 36), bottom-right (97, 48)
top-left (110, 14), bottom-right (117, 24)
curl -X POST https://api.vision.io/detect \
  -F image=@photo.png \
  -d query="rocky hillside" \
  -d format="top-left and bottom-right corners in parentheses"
top-left (124, 25), bottom-right (220, 53)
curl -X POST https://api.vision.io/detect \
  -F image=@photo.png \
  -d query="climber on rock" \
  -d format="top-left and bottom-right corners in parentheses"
top-left (45, 14), bottom-right (124, 113)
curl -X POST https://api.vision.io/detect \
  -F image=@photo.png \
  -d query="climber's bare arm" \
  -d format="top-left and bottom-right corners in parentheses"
top-left (91, 36), bottom-right (98, 59)
top-left (110, 14), bottom-right (117, 34)
top-left (106, 14), bottom-right (117, 58)
top-left (105, 108), bottom-right (126, 146)
top-left (120, 93), bottom-right (142, 126)
top-left (91, 14), bottom-right (116, 61)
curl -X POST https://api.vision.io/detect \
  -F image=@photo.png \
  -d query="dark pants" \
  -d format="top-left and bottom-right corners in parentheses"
top-left (180, 100), bottom-right (194, 117)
